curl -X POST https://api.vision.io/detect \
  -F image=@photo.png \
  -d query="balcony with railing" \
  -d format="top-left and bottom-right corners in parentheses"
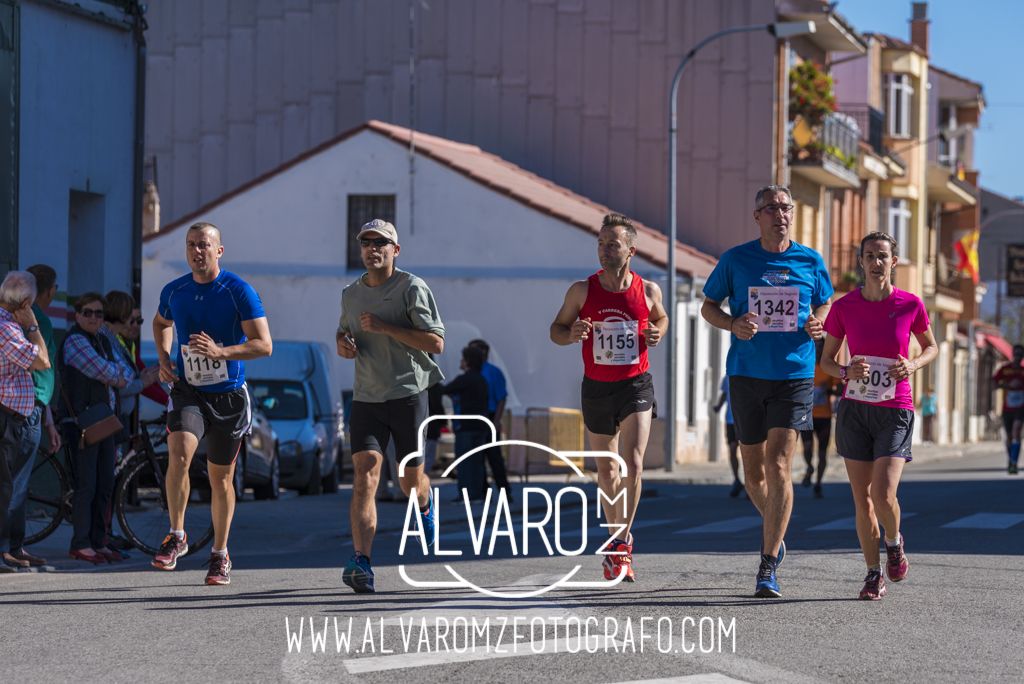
top-left (789, 112), bottom-right (861, 189)
top-left (838, 104), bottom-right (885, 154)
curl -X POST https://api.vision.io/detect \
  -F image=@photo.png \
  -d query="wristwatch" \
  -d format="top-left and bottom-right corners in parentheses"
top-left (839, 365), bottom-right (848, 381)
top-left (27, 325), bottom-right (38, 334)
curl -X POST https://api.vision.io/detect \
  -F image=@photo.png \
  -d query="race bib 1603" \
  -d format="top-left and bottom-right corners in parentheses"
top-left (747, 286), bottom-right (799, 332)
top-left (844, 356), bottom-right (897, 403)
top-left (181, 344), bottom-right (228, 387)
top-left (592, 320), bottom-right (640, 366)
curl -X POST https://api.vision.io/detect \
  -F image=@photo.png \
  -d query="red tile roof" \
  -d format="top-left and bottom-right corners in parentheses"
top-left (148, 120), bottom-right (718, 279)
top-left (866, 32), bottom-right (928, 57)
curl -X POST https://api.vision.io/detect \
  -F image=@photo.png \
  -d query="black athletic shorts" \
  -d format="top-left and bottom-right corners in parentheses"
top-left (581, 372), bottom-right (657, 436)
top-left (350, 390), bottom-right (428, 468)
top-left (1002, 408), bottom-right (1024, 435)
top-left (725, 423), bottom-right (737, 444)
top-left (167, 381), bottom-right (252, 466)
top-left (729, 375), bottom-right (813, 445)
top-left (835, 398), bottom-right (914, 462)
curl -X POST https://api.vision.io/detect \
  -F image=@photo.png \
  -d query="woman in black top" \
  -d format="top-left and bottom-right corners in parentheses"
top-left (441, 346), bottom-right (491, 502)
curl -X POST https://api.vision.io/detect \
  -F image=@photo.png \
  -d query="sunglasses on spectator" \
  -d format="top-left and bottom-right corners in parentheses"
top-left (757, 203), bottom-right (794, 214)
top-left (360, 237), bottom-right (394, 248)
top-left (130, 316), bottom-right (144, 324)
top-left (79, 309), bottom-right (104, 318)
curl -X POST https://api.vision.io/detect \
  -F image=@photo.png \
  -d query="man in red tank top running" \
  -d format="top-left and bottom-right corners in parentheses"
top-left (550, 213), bottom-right (669, 582)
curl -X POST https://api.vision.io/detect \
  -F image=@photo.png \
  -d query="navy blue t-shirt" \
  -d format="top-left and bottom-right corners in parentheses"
top-left (158, 270), bottom-right (266, 392)
top-left (703, 239), bottom-right (833, 380)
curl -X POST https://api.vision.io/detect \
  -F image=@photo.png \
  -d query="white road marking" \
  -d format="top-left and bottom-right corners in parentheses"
top-left (807, 512), bottom-right (916, 531)
top-left (438, 517), bottom-right (674, 543)
top-left (673, 516), bottom-right (764, 534)
top-left (941, 513), bottom-right (1024, 529)
top-left (343, 636), bottom-right (622, 673)
top-left (609, 675), bottom-right (751, 684)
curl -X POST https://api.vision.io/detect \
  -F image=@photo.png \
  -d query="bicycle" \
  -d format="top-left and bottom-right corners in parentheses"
top-left (25, 414), bottom-right (215, 557)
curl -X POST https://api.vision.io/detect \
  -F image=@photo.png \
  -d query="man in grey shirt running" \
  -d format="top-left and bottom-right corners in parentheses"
top-left (336, 219), bottom-right (445, 593)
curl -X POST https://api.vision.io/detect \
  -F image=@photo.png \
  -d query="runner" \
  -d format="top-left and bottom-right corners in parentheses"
top-left (151, 223), bottom-right (273, 585)
top-left (550, 213), bottom-right (669, 582)
top-left (801, 340), bottom-right (840, 498)
top-left (992, 344), bottom-right (1024, 475)
top-left (701, 185), bottom-right (833, 598)
top-left (713, 376), bottom-right (744, 497)
top-left (336, 219), bottom-right (444, 594)
top-left (820, 231), bottom-right (937, 600)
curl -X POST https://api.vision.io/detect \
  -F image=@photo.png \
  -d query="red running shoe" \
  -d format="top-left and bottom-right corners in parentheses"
top-left (152, 533), bottom-right (188, 570)
top-left (859, 569), bottom-right (886, 600)
top-left (203, 553), bottom-right (232, 585)
top-left (884, 534), bottom-right (909, 582)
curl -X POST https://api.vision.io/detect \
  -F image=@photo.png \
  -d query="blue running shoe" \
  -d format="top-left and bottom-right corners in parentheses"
top-left (760, 539), bottom-right (785, 568)
top-left (754, 554), bottom-right (781, 598)
top-left (342, 552), bottom-right (375, 593)
top-left (419, 488), bottom-right (436, 547)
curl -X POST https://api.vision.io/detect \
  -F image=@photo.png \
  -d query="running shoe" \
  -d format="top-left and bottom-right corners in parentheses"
top-left (419, 488), bottom-right (436, 547)
top-left (203, 553), bottom-right (232, 585)
top-left (760, 539), bottom-right (786, 568)
top-left (1009, 462), bottom-right (1019, 475)
top-left (801, 468), bottom-right (814, 488)
top-left (601, 540), bottom-right (634, 581)
top-left (729, 480), bottom-right (743, 498)
top-left (152, 533), bottom-right (188, 570)
top-left (884, 534), bottom-right (909, 582)
top-left (859, 569), bottom-right (886, 600)
top-left (616, 539), bottom-right (635, 582)
top-left (754, 554), bottom-right (781, 598)
top-left (813, 483), bottom-right (823, 499)
top-left (342, 551), bottom-right (375, 593)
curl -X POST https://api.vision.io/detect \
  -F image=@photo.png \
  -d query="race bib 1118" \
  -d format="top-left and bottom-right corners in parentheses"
top-left (844, 356), bottom-right (897, 403)
top-left (181, 344), bottom-right (228, 387)
top-left (747, 286), bottom-right (799, 332)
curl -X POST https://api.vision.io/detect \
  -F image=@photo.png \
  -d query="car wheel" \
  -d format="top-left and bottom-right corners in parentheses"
top-left (253, 448), bottom-right (280, 501)
top-left (321, 454), bottom-right (340, 494)
top-left (301, 453), bottom-right (322, 496)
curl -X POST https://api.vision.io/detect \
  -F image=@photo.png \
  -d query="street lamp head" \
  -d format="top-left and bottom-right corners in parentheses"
top-left (769, 21), bottom-right (816, 39)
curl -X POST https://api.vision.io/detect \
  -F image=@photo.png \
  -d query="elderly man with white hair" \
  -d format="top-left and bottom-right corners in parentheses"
top-left (0, 271), bottom-right (51, 571)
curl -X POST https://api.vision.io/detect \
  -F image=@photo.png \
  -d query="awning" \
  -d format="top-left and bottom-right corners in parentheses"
top-left (984, 333), bottom-right (1014, 360)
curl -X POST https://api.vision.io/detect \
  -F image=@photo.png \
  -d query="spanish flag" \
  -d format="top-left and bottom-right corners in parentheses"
top-left (955, 230), bottom-right (980, 284)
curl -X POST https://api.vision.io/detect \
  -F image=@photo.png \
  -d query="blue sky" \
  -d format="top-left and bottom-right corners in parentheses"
top-left (836, 0), bottom-right (1024, 200)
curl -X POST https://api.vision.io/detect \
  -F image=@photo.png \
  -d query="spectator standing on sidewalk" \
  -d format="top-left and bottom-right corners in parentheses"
top-left (442, 345), bottom-right (491, 502)
top-left (468, 339), bottom-right (513, 501)
top-left (119, 303), bottom-right (169, 408)
top-left (1, 266), bottom-right (60, 570)
top-left (919, 385), bottom-right (937, 445)
top-left (0, 272), bottom-right (51, 572)
top-left (714, 375), bottom-right (744, 498)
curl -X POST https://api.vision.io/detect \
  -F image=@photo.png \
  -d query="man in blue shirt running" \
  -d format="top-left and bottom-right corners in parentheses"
top-left (151, 222), bottom-right (273, 586)
top-left (701, 185), bottom-right (833, 598)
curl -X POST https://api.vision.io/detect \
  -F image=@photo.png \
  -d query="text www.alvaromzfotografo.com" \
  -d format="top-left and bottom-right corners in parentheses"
top-left (285, 615), bottom-right (737, 655)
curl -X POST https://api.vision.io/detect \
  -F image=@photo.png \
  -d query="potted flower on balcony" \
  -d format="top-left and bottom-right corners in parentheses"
top-left (790, 61), bottom-right (837, 126)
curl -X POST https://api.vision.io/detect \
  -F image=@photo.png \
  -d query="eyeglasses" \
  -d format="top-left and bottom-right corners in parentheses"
top-left (757, 203), bottom-right (794, 214)
top-left (79, 309), bottom-right (104, 318)
top-left (130, 317), bottom-right (144, 325)
top-left (360, 237), bottom-right (394, 248)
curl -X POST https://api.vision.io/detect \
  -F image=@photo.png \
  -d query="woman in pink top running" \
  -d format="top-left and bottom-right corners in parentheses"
top-left (821, 232), bottom-right (938, 601)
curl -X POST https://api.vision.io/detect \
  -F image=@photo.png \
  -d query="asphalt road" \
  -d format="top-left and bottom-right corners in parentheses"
top-left (2, 445), bottom-right (1022, 684)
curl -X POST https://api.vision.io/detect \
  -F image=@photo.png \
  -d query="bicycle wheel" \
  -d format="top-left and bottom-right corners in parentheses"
top-left (24, 450), bottom-right (70, 546)
top-left (115, 457), bottom-right (215, 557)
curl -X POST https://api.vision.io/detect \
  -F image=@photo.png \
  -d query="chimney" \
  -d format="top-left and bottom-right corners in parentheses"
top-left (910, 2), bottom-right (929, 55)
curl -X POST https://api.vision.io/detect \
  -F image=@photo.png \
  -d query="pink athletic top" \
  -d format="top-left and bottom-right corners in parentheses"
top-left (823, 287), bottom-right (930, 410)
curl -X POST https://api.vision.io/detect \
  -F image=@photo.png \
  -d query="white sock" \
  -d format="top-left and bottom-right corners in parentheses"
top-left (170, 529), bottom-right (184, 540)
top-left (867, 563), bottom-right (881, 572)
top-left (884, 534), bottom-right (900, 547)
top-left (211, 548), bottom-right (227, 557)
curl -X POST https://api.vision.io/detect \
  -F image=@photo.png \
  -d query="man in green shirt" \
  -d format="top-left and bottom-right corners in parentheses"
top-left (336, 219), bottom-right (445, 593)
top-left (1, 264), bottom-right (61, 569)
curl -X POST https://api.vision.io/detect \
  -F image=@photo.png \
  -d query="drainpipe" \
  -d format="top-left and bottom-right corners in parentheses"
top-left (130, 2), bottom-right (147, 306)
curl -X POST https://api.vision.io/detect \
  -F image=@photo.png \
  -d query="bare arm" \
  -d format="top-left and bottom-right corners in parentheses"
top-left (701, 298), bottom-right (758, 341)
top-left (153, 311), bottom-right (179, 383)
top-left (641, 281), bottom-right (669, 346)
top-left (550, 281), bottom-right (591, 346)
top-left (820, 334), bottom-right (847, 379)
top-left (359, 312), bottom-right (443, 354)
top-left (189, 316), bottom-right (273, 361)
top-left (890, 327), bottom-right (938, 379)
top-left (335, 331), bottom-right (357, 359)
top-left (26, 328), bottom-right (50, 371)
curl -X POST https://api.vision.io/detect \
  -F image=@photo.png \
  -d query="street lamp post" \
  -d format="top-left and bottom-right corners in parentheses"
top-left (664, 20), bottom-right (815, 471)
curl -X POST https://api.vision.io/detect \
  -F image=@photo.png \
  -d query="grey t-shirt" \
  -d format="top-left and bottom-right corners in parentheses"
top-left (338, 268), bottom-right (445, 403)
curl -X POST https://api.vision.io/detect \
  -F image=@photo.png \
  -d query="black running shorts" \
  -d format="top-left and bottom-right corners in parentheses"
top-left (729, 375), bottom-right (813, 445)
top-left (349, 390), bottom-right (428, 468)
top-left (1002, 408), bottom-right (1024, 435)
top-left (725, 423), bottom-right (737, 444)
top-left (580, 372), bottom-right (657, 436)
top-left (835, 398), bottom-right (914, 462)
top-left (167, 381), bottom-right (252, 466)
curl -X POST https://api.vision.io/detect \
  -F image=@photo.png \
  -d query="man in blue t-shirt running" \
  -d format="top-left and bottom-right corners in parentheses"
top-left (701, 185), bottom-right (833, 599)
top-left (150, 222), bottom-right (273, 586)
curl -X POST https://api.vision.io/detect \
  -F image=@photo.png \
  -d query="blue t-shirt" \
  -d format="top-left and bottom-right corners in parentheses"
top-left (158, 270), bottom-right (266, 392)
top-left (720, 376), bottom-right (734, 424)
top-left (480, 361), bottom-right (507, 413)
top-left (703, 239), bottom-right (833, 380)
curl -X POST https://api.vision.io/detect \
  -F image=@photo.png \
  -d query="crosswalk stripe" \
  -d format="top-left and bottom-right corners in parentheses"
top-left (673, 516), bottom-right (764, 534)
top-left (941, 513), bottom-right (1024, 529)
top-left (609, 675), bottom-right (751, 684)
top-left (807, 512), bottom-right (916, 531)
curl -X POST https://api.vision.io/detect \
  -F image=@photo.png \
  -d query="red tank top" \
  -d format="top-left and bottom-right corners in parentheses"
top-left (579, 271), bottom-right (651, 382)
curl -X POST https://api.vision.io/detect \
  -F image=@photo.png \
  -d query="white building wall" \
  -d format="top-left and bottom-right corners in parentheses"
top-left (18, 1), bottom-right (138, 318)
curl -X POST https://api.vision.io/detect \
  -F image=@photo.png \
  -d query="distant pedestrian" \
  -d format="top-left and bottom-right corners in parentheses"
top-left (468, 339), bottom-right (513, 501)
top-left (0, 272), bottom-right (52, 572)
top-left (714, 376), bottom-right (743, 497)
top-left (119, 303), bottom-right (169, 408)
top-left (422, 374), bottom-right (446, 474)
top-left (801, 340), bottom-right (839, 498)
top-left (992, 345), bottom-right (1024, 474)
top-left (919, 385), bottom-right (937, 445)
top-left (442, 345), bottom-right (491, 502)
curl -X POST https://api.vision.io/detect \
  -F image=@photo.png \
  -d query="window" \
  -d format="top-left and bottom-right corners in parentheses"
top-left (884, 74), bottom-right (914, 137)
top-left (347, 195), bottom-right (396, 270)
top-left (937, 103), bottom-right (957, 166)
top-left (887, 199), bottom-right (911, 254)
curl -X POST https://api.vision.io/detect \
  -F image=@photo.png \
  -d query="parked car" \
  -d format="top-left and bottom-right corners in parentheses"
top-left (244, 341), bottom-right (344, 495)
top-left (139, 341), bottom-right (282, 500)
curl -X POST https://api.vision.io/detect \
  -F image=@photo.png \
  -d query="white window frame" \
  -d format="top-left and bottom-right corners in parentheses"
top-left (885, 74), bottom-right (914, 138)
top-left (887, 199), bottom-right (911, 254)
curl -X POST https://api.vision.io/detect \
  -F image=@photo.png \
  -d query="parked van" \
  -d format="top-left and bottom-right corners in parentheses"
top-left (244, 341), bottom-right (344, 495)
